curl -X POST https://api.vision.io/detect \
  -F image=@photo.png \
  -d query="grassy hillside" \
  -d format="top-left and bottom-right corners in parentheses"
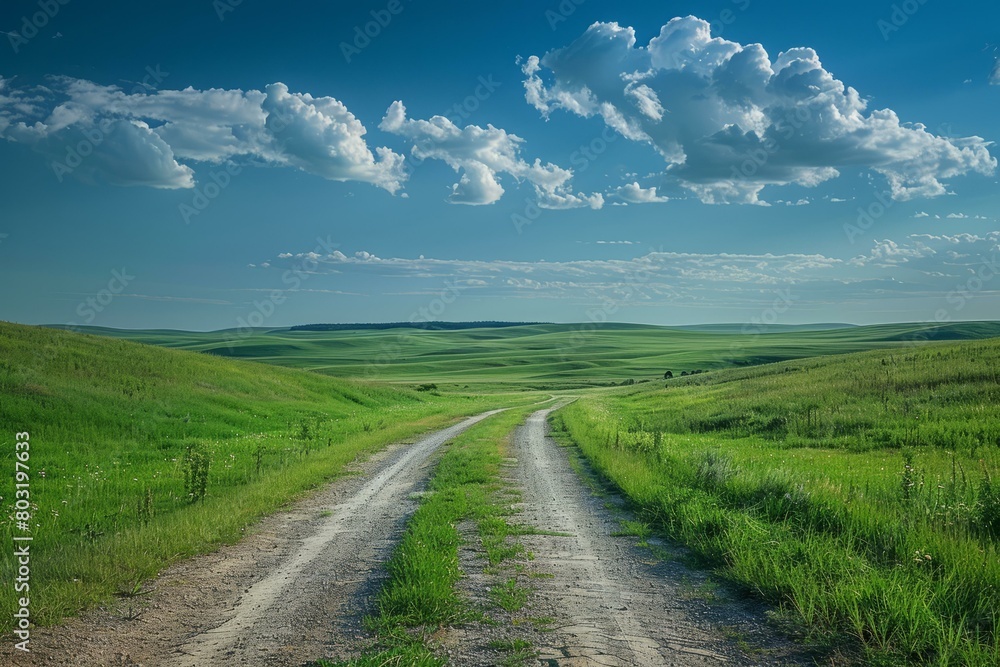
top-left (555, 338), bottom-right (1000, 665)
top-left (57, 321), bottom-right (1000, 388)
top-left (0, 322), bottom-right (518, 630)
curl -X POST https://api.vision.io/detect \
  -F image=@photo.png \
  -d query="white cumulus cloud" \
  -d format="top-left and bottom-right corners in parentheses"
top-left (610, 182), bottom-right (669, 204)
top-left (0, 76), bottom-right (405, 191)
top-left (522, 17), bottom-right (996, 204)
top-left (379, 100), bottom-right (602, 208)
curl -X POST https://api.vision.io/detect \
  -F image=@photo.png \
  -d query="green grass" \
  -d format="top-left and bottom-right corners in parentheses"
top-left (0, 322), bottom-right (528, 631)
top-left (324, 406), bottom-right (540, 665)
top-left (612, 519), bottom-right (653, 540)
top-left (488, 638), bottom-right (533, 651)
top-left (554, 337), bottom-right (1000, 665)
top-left (490, 577), bottom-right (530, 612)
top-left (489, 637), bottom-right (538, 666)
top-left (61, 321), bottom-right (1000, 389)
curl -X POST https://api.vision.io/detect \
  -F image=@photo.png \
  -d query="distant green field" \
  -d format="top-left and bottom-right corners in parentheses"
top-left (56, 321), bottom-right (1000, 389)
top-left (555, 338), bottom-right (1000, 665)
top-left (0, 322), bottom-right (531, 630)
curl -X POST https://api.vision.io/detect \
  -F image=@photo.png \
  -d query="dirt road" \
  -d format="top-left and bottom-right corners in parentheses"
top-left (10, 405), bottom-right (814, 666)
top-left (6, 410), bottom-right (503, 667)
top-left (511, 407), bottom-right (810, 666)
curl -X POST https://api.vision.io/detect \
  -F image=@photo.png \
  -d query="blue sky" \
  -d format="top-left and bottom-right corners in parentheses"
top-left (1, 0), bottom-right (998, 330)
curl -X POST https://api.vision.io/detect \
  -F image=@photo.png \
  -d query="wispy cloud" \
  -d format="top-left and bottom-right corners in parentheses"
top-left (117, 294), bottom-right (233, 305)
top-left (259, 233), bottom-right (1000, 309)
top-left (228, 287), bottom-right (366, 296)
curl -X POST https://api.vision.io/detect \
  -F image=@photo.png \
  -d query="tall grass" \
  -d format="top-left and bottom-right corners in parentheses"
top-left (555, 339), bottom-right (1000, 665)
top-left (0, 322), bottom-right (510, 630)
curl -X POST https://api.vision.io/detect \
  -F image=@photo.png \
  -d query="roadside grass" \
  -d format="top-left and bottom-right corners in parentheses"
top-left (319, 406), bottom-right (540, 666)
top-left (0, 322), bottom-right (529, 631)
top-left (612, 519), bottom-right (653, 541)
top-left (678, 575), bottom-right (723, 603)
top-left (488, 638), bottom-right (537, 666)
top-left (554, 338), bottom-right (1000, 666)
top-left (490, 577), bottom-right (530, 612)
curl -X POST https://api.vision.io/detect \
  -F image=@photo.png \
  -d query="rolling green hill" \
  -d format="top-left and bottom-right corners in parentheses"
top-left (56, 321), bottom-right (1000, 388)
top-left (0, 322), bottom-right (519, 629)
top-left (556, 337), bottom-right (1000, 664)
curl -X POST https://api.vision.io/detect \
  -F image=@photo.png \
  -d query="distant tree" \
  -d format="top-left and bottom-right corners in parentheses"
top-left (664, 370), bottom-right (673, 379)
top-left (681, 371), bottom-right (688, 376)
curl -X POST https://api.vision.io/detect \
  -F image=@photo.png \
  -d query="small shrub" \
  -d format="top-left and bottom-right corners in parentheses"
top-left (183, 444), bottom-right (211, 502)
top-left (973, 463), bottom-right (1000, 539)
top-left (693, 450), bottom-right (734, 489)
top-left (136, 487), bottom-right (154, 525)
top-left (253, 443), bottom-right (267, 475)
top-left (901, 451), bottom-right (916, 501)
